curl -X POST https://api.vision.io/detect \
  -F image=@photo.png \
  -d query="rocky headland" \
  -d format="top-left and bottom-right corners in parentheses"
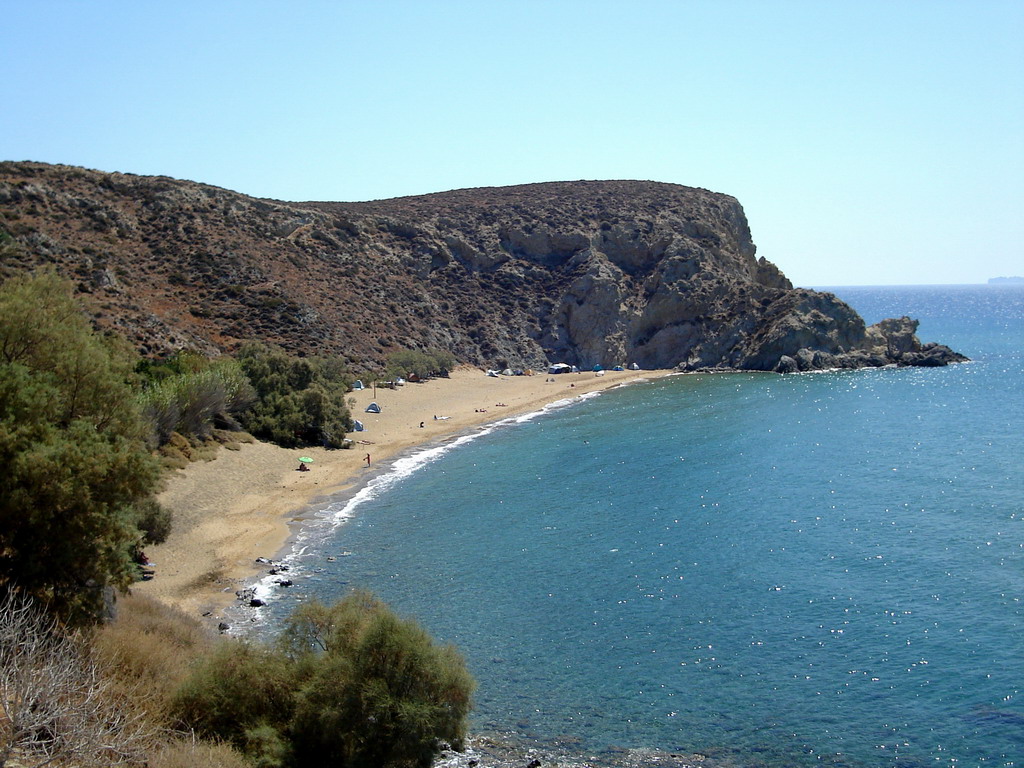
top-left (0, 161), bottom-right (965, 371)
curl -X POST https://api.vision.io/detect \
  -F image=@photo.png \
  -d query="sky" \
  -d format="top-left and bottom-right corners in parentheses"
top-left (3, 1), bottom-right (1022, 287)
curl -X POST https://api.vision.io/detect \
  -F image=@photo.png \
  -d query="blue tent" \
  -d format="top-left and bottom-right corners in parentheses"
top-left (365, 402), bottom-right (381, 413)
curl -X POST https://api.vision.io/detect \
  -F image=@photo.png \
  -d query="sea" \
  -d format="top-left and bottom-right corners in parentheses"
top-left (244, 284), bottom-right (1023, 767)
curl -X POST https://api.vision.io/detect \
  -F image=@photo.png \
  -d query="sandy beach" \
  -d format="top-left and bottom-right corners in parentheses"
top-left (135, 366), bottom-right (671, 622)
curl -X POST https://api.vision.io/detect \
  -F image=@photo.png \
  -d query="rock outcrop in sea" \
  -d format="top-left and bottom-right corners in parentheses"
top-left (0, 162), bottom-right (965, 371)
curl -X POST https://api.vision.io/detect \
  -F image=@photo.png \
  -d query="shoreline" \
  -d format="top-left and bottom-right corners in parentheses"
top-left (135, 366), bottom-right (672, 624)
top-left (242, 386), bottom-right (619, 611)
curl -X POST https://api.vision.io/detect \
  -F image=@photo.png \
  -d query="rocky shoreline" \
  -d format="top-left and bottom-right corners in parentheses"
top-left (1, 163), bottom-right (966, 374)
top-left (436, 733), bottom-right (745, 768)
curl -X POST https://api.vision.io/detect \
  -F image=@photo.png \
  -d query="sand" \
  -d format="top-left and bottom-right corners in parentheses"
top-left (134, 366), bottom-right (671, 621)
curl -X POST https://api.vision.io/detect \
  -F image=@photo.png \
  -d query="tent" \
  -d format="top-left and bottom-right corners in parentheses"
top-left (548, 363), bottom-right (572, 374)
top-left (353, 420), bottom-right (365, 432)
top-left (353, 380), bottom-right (365, 390)
top-left (629, 362), bottom-right (640, 370)
top-left (612, 365), bottom-right (624, 371)
top-left (365, 402), bottom-right (381, 413)
top-left (592, 365), bottom-right (603, 372)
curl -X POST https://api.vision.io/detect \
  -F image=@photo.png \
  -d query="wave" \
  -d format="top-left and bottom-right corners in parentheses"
top-left (241, 388), bottom-right (609, 615)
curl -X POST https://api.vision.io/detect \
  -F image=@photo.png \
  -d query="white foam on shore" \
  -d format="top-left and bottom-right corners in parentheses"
top-left (244, 390), bottom-right (607, 610)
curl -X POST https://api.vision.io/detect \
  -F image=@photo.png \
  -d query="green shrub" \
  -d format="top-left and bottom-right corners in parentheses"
top-left (132, 497), bottom-right (173, 546)
top-left (173, 591), bottom-right (474, 768)
top-left (283, 591), bottom-right (475, 768)
top-left (243, 723), bottom-right (291, 768)
top-left (139, 358), bottom-right (256, 445)
top-left (0, 271), bottom-right (163, 623)
top-left (385, 348), bottom-right (455, 381)
top-left (171, 640), bottom-right (297, 763)
top-left (236, 343), bottom-right (353, 448)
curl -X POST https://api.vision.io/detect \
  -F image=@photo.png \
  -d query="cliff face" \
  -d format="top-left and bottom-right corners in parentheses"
top-left (0, 162), bottom-right (964, 372)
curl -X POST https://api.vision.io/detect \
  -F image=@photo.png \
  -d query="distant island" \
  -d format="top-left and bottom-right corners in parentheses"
top-left (988, 276), bottom-right (1024, 284)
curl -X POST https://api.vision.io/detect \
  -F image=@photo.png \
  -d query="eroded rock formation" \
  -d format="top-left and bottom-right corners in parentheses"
top-left (0, 162), bottom-right (965, 372)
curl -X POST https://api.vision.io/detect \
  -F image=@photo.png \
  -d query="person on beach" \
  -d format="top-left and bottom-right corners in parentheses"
top-left (365, 453), bottom-right (371, 467)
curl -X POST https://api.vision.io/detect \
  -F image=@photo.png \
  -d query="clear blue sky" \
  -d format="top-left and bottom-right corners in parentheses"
top-left (4, 1), bottom-right (1022, 286)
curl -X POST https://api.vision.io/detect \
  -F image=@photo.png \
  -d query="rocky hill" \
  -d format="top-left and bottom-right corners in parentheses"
top-left (0, 161), bottom-right (964, 372)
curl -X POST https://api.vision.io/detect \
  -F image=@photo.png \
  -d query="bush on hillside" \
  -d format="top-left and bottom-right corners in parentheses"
top-left (236, 343), bottom-right (353, 448)
top-left (138, 356), bottom-right (256, 446)
top-left (91, 592), bottom-right (216, 726)
top-left (147, 741), bottom-right (252, 768)
top-left (131, 497), bottom-right (173, 547)
top-left (0, 270), bottom-right (163, 623)
top-left (91, 592), bottom-right (254, 767)
top-left (0, 591), bottom-right (153, 766)
top-left (172, 640), bottom-right (298, 767)
top-left (285, 592), bottom-right (475, 768)
top-left (172, 590), bottom-right (475, 768)
top-left (385, 348), bottom-right (455, 381)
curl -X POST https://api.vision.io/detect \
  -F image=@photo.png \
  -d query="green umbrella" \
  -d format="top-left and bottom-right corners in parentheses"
top-left (298, 456), bottom-right (314, 463)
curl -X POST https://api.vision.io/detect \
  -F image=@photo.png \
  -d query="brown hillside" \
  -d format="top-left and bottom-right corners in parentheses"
top-left (0, 162), bottom-right (964, 372)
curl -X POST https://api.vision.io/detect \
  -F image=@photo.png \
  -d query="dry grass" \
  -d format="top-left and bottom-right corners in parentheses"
top-left (87, 594), bottom-right (255, 767)
top-left (160, 431), bottom-right (254, 467)
top-left (159, 448), bottom-right (190, 470)
top-left (147, 739), bottom-right (251, 768)
top-left (91, 593), bottom-right (217, 725)
top-left (182, 566), bottom-right (227, 593)
top-left (212, 429), bottom-right (254, 444)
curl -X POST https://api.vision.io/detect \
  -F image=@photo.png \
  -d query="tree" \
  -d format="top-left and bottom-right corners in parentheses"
top-left (283, 591), bottom-right (475, 768)
top-left (0, 591), bottom-right (152, 767)
top-left (385, 348), bottom-right (455, 381)
top-left (0, 271), bottom-right (163, 623)
top-left (138, 357), bottom-right (256, 445)
top-left (236, 343), bottom-right (353, 448)
top-left (170, 640), bottom-right (297, 768)
top-left (173, 591), bottom-right (475, 768)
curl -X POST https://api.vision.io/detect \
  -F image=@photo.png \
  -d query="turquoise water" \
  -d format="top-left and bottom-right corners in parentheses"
top-left (251, 285), bottom-right (1023, 767)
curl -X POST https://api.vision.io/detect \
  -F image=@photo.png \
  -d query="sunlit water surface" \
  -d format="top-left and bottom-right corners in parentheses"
top-left (245, 285), bottom-right (1023, 767)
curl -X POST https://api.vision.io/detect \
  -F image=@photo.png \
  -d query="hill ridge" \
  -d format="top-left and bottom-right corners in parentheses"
top-left (0, 161), bottom-right (964, 372)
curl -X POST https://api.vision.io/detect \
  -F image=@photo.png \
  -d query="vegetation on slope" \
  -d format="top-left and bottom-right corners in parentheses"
top-left (2, 589), bottom-right (475, 768)
top-left (0, 270), bottom-right (474, 767)
top-left (0, 270), bottom-right (165, 623)
top-left (137, 351), bottom-right (256, 446)
top-left (174, 591), bottom-right (475, 768)
top-left (236, 342), bottom-right (354, 448)
top-left (385, 348), bottom-right (456, 382)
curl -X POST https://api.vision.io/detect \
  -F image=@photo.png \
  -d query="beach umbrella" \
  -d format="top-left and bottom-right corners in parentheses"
top-left (298, 456), bottom-right (314, 463)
